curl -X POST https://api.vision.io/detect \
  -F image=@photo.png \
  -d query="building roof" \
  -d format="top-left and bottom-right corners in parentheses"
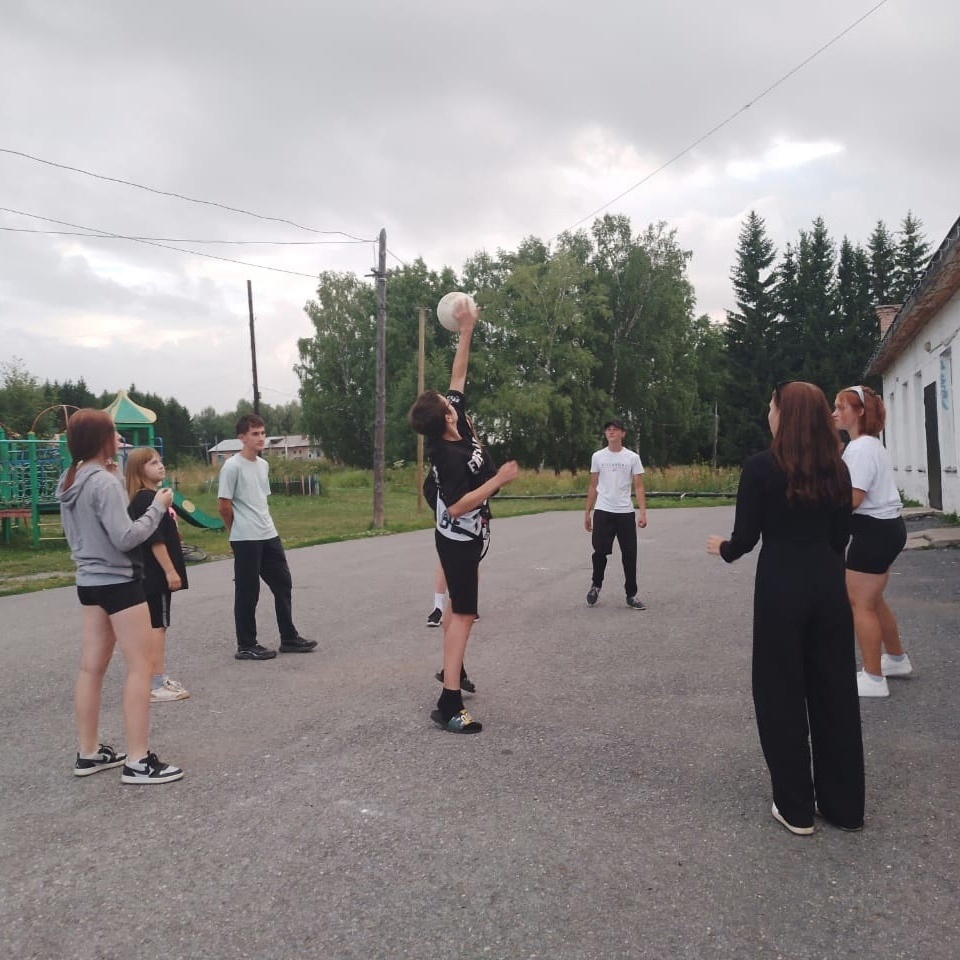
top-left (865, 214), bottom-right (960, 376)
top-left (208, 439), bottom-right (243, 453)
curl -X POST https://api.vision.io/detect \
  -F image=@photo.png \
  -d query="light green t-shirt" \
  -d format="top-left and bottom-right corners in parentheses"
top-left (217, 454), bottom-right (279, 542)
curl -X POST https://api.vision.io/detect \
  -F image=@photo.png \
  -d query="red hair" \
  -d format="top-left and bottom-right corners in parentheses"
top-left (62, 409), bottom-right (116, 489)
top-left (835, 386), bottom-right (885, 437)
top-left (771, 382), bottom-right (850, 507)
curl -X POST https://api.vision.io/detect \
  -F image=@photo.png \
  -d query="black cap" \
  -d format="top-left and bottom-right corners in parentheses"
top-left (603, 417), bottom-right (625, 431)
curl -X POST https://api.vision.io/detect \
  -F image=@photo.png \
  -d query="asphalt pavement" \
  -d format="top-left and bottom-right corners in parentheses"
top-left (1, 507), bottom-right (957, 960)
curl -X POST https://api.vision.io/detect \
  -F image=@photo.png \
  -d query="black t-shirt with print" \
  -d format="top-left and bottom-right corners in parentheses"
top-left (426, 390), bottom-right (496, 541)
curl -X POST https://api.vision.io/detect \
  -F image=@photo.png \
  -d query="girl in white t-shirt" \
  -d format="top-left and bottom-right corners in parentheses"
top-left (833, 386), bottom-right (909, 698)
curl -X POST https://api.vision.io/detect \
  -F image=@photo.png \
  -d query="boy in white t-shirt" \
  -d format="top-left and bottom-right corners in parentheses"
top-left (217, 413), bottom-right (317, 661)
top-left (584, 418), bottom-right (648, 609)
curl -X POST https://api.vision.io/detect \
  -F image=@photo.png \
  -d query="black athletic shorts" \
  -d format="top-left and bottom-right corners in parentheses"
top-left (77, 580), bottom-right (147, 615)
top-left (846, 514), bottom-right (907, 575)
top-left (435, 530), bottom-right (483, 616)
top-left (146, 591), bottom-right (172, 629)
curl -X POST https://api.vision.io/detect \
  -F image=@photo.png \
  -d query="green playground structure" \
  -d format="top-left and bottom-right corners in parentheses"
top-left (171, 490), bottom-right (224, 530)
top-left (0, 390), bottom-right (223, 546)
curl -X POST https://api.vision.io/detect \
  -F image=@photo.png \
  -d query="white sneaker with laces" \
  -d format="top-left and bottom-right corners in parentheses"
top-left (856, 670), bottom-right (890, 698)
top-left (150, 678), bottom-right (190, 703)
top-left (880, 653), bottom-right (913, 677)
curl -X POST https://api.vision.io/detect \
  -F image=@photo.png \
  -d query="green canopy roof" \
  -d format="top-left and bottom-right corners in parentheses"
top-left (102, 390), bottom-right (157, 428)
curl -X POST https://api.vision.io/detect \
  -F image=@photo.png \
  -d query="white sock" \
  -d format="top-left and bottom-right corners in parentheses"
top-left (434, 593), bottom-right (445, 611)
top-left (79, 748), bottom-right (103, 760)
top-left (125, 756), bottom-right (147, 770)
top-left (151, 674), bottom-right (164, 691)
top-left (888, 653), bottom-right (907, 662)
top-left (864, 671), bottom-right (884, 682)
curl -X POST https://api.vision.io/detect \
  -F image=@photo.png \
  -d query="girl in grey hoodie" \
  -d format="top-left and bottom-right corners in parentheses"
top-left (56, 409), bottom-right (183, 784)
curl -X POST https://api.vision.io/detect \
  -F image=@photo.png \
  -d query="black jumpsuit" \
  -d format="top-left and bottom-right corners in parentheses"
top-left (721, 450), bottom-right (865, 830)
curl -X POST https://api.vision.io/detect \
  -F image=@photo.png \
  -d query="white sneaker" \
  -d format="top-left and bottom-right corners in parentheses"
top-left (150, 678), bottom-right (190, 703)
top-left (856, 670), bottom-right (890, 698)
top-left (772, 803), bottom-right (814, 836)
top-left (880, 653), bottom-right (913, 677)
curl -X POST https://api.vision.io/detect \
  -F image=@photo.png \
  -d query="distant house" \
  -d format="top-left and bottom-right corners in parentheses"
top-left (207, 435), bottom-right (321, 465)
top-left (265, 435), bottom-right (321, 460)
top-left (864, 214), bottom-right (960, 513)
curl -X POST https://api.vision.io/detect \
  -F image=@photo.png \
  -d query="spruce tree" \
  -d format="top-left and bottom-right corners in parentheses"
top-left (868, 220), bottom-right (897, 305)
top-left (721, 211), bottom-right (779, 463)
top-left (892, 211), bottom-right (931, 302)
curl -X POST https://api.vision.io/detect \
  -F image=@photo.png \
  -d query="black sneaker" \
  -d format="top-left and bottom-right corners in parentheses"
top-left (586, 585), bottom-right (600, 606)
top-left (279, 636), bottom-right (318, 653)
top-left (626, 596), bottom-right (647, 610)
top-left (235, 644), bottom-right (277, 660)
top-left (74, 743), bottom-right (127, 777)
top-left (434, 666), bottom-right (476, 694)
top-left (120, 752), bottom-right (184, 785)
top-left (426, 607), bottom-right (442, 627)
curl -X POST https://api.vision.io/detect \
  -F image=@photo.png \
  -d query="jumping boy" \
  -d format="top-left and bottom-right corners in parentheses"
top-left (218, 413), bottom-right (317, 660)
top-left (408, 298), bottom-right (518, 733)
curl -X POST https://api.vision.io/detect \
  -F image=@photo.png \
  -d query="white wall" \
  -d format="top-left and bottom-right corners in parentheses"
top-left (882, 288), bottom-right (960, 513)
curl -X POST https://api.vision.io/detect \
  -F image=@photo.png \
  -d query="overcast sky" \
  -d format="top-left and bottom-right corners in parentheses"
top-left (2, 0), bottom-right (958, 417)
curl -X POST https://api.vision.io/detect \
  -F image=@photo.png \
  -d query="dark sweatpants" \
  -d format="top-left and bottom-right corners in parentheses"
top-left (231, 536), bottom-right (297, 649)
top-left (591, 509), bottom-right (638, 598)
top-left (752, 540), bottom-right (865, 829)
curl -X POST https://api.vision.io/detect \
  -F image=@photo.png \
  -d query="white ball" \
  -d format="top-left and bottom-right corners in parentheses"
top-left (436, 292), bottom-right (475, 332)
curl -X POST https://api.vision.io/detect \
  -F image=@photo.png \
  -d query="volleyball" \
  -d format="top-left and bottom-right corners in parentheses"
top-left (436, 292), bottom-right (476, 332)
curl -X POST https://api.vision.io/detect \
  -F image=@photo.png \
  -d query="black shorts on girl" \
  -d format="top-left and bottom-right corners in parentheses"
top-left (435, 531), bottom-right (482, 616)
top-left (146, 591), bottom-right (172, 629)
top-left (846, 514), bottom-right (907, 574)
top-left (76, 580), bottom-right (147, 615)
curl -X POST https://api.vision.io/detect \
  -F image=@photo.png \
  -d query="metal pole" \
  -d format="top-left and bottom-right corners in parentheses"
top-left (372, 229), bottom-right (387, 528)
top-left (416, 306), bottom-right (426, 513)
top-left (247, 279), bottom-right (260, 414)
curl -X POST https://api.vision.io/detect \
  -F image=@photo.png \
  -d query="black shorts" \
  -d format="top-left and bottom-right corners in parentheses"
top-left (435, 530), bottom-right (483, 616)
top-left (846, 514), bottom-right (907, 575)
top-left (77, 580), bottom-right (147, 615)
top-left (146, 591), bottom-right (172, 629)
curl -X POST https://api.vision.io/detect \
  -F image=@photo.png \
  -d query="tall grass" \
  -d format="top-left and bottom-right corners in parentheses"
top-left (0, 460), bottom-right (738, 593)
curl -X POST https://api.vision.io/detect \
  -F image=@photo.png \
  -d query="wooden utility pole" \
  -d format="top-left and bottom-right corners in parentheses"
top-left (372, 229), bottom-right (387, 528)
top-left (711, 399), bottom-right (719, 471)
top-left (247, 279), bottom-right (260, 414)
top-left (416, 306), bottom-right (426, 513)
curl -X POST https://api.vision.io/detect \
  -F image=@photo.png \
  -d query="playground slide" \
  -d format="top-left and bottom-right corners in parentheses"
top-left (172, 491), bottom-right (224, 531)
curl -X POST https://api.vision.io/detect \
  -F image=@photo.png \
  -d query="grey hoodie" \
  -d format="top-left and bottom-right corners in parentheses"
top-left (56, 463), bottom-right (167, 586)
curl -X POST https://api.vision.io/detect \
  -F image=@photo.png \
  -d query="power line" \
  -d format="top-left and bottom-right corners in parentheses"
top-left (0, 146), bottom-right (369, 240)
top-left (556, 0), bottom-right (893, 238)
top-left (0, 225), bottom-right (371, 245)
top-left (0, 206), bottom-right (322, 279)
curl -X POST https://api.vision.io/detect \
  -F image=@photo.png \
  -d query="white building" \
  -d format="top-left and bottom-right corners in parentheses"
top-left (207, 435), bottom-right (321, 465)
top-left (865, 215), bottom-right (960, 513)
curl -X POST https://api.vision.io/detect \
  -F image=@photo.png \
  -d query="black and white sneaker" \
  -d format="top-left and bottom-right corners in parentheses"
top-left (426, 607), bottom-right (442, 627)
top-left (586, 585), bottom-right (600, 606)
top-left (74, 744), bottom-right (127, 777)
top-left (235, 644), bottom-right (277, 660)
top-left (626, 596), bottom-right (647, 610)
top-left (121, 752), bottom-right (184, 785)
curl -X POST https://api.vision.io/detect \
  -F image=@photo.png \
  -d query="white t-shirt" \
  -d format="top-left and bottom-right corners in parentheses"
top-left (842, 435), bottom-right (902, 519)
top-left (590, 446), bottom-right (644, 513)
top-left (217, 454), bottom-right (279, 541)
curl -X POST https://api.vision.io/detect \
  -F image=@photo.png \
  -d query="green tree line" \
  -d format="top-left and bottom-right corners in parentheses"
top-left (297, 211), bottom-right (928, 469)
top-left (1, 210), bottom-right (930, 470)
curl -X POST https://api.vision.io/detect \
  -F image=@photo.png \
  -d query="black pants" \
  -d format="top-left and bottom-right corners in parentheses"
top-left (591, 509), bottom-right (638, 597)
top-left (752, 541), bottom-right (865, 829)
top-left (231, 537), bottom-right (297, 649)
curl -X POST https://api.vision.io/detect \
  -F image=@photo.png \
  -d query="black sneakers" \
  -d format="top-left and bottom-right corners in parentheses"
top-left (426, 607), bottom-right (442, 627)
top-left (235, 644), bottom-right (277, 660)
top-left (279, 636), bottom-right (318, 653)
top-left (120, 752), bottom-right (184, 785)
top-left (626, 596), bottom-right (647, 610)
top-left (586, 585), bottom-right (600, 606)
top-left (74, 744), bottom-right (127, 777)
